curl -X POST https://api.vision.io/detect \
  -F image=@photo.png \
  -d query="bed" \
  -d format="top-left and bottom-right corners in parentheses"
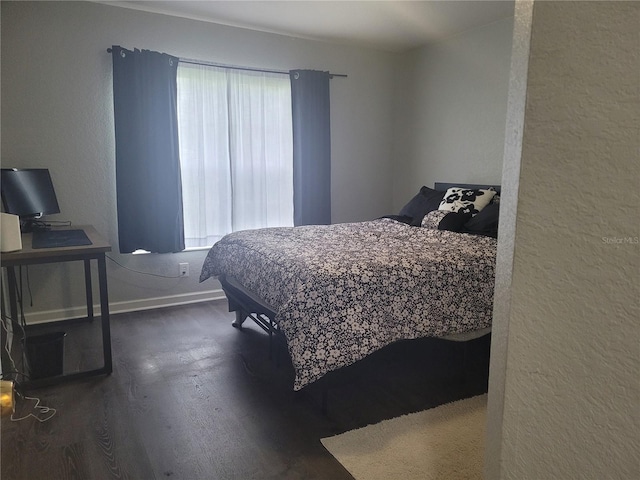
top-left (199, 183), bottom-right (501, 391)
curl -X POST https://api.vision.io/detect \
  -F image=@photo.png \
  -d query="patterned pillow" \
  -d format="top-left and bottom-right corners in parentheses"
top-left (421, 210), bottom-right (450, 229)
top-left (438, 188), bottom-right (496, 215)
top-left (421, 210), bottom-right (472, 232)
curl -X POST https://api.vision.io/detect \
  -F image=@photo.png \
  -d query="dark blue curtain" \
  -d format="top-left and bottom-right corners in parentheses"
top-left (111, 45), bottom-right (185, 253)
top-left (289, 70), bottom-right (331, 226)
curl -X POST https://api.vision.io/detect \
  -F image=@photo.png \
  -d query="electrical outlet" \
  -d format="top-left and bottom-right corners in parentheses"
top-left (179, 263), bottom-right (189, 277)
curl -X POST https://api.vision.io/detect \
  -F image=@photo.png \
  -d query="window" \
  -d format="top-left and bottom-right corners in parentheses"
top-left (177, 63), bottom-right (294, 248)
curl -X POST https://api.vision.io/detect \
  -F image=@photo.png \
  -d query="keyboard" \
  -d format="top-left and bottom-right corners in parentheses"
top-left (32, 229), bottom-right (92, 249)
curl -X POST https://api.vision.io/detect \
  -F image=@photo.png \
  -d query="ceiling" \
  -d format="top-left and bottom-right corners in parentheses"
top-left (101, 1), bottom-right (515, 52)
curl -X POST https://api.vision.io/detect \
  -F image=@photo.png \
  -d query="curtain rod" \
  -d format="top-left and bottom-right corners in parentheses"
top-left (180, 57), bottom-right (347, 79)
top-left (106, 48), bottom-right (347, 79)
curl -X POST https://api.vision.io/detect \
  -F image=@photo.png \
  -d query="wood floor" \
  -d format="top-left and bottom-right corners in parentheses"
top-left (1, 300), bottom-right (490, 479)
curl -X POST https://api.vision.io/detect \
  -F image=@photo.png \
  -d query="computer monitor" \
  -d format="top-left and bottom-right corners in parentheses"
top-left (1, 168), bottom-right (61, 232)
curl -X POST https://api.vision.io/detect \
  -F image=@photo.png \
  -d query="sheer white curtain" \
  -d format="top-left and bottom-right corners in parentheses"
top-left (177, 63), bottom-right (293, 248)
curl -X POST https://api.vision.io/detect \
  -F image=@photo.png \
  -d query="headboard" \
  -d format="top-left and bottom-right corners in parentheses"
top-left (435, 182), bottom-right (501, 194)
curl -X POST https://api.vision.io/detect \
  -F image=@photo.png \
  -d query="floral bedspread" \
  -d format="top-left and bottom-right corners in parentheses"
top-left (200, 218), bottom-right (497, 390)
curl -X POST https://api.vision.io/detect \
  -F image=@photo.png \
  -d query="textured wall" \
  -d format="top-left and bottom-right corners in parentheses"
top-left (484, 2), bottom-right (533, 478)
top-left (392, 14), bottom-right (514, 211)
top-left (496, 1), bottom-right (640, 477)
top-left (1, 1), bottom-right (395, 320)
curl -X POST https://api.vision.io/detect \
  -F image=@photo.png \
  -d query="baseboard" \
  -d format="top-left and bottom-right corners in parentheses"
top-left (23, 289), bottom-right (227, 325)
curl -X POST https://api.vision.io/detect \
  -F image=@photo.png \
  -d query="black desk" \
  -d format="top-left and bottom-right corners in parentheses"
top-left (1, 225), bottom-right (112, 387)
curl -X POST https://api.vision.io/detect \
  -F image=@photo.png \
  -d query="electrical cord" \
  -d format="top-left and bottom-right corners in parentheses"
top-left (4, 269), bottom-right (30, 376)
top-left (18, 253), bottom-right (186, 314)
top-left (10, 390), bottom-right (57, 423)
top-left (19, 218), bottom-right (186, 280)
top-left (1, 312), bottom-right (30, 384)
top-left (45, 220), bottom-right (72, 227)
top-left (1, 314), bottom-right (19, 377)
top-left (26, 219), bottom-right (72, 230)
top-left (0, 313), bottom-right (56, 423)
top-left (106, 254), bottom-right (185, 279)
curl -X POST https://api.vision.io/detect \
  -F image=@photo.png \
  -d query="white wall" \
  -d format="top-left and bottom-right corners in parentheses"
top-left (487, 1), bottom-right (640, 478)
top-left (392, 15), bottom-right (514, 211)
top-left (1, 1), bottom-right (396, 321)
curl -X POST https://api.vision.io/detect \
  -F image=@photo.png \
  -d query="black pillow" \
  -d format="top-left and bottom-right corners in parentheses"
top-left (439, 211), bottom-right (473, 232)
top-left (463, 203), bottom-right (500, 237)
top-left (398, 186), bottom-right (445, 226)
top-left (421, 210), bottom-right (472, 232)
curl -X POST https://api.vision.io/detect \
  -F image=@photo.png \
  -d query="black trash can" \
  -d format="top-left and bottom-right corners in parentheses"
top-left (25, 332), bottom-right (66, 380)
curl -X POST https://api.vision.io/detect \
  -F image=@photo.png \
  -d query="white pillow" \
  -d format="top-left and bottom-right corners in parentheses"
top-left (438, 188), bottom-right (496, 215)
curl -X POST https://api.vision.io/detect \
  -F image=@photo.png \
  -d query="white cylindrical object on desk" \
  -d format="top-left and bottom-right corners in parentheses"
top-left (1, 213), bottom-right (22, 252)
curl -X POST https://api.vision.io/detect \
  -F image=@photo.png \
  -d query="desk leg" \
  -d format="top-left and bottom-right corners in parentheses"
top-left (84, 259), bottom-right (94, 322)
top-left (1, 267), bottom-right (20, 377)
top-left (97, 255), bottom-right (112, 374)
top-left (5, 266), bottom-right (19, 325)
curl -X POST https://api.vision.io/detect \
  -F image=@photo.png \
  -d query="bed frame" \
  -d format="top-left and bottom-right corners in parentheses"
top-left (218, 182), bottom-right (500, 409)
top-left (434, 182), bottom-right (501, 195)
top-left (222, 276), bottom-right (280, 359)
